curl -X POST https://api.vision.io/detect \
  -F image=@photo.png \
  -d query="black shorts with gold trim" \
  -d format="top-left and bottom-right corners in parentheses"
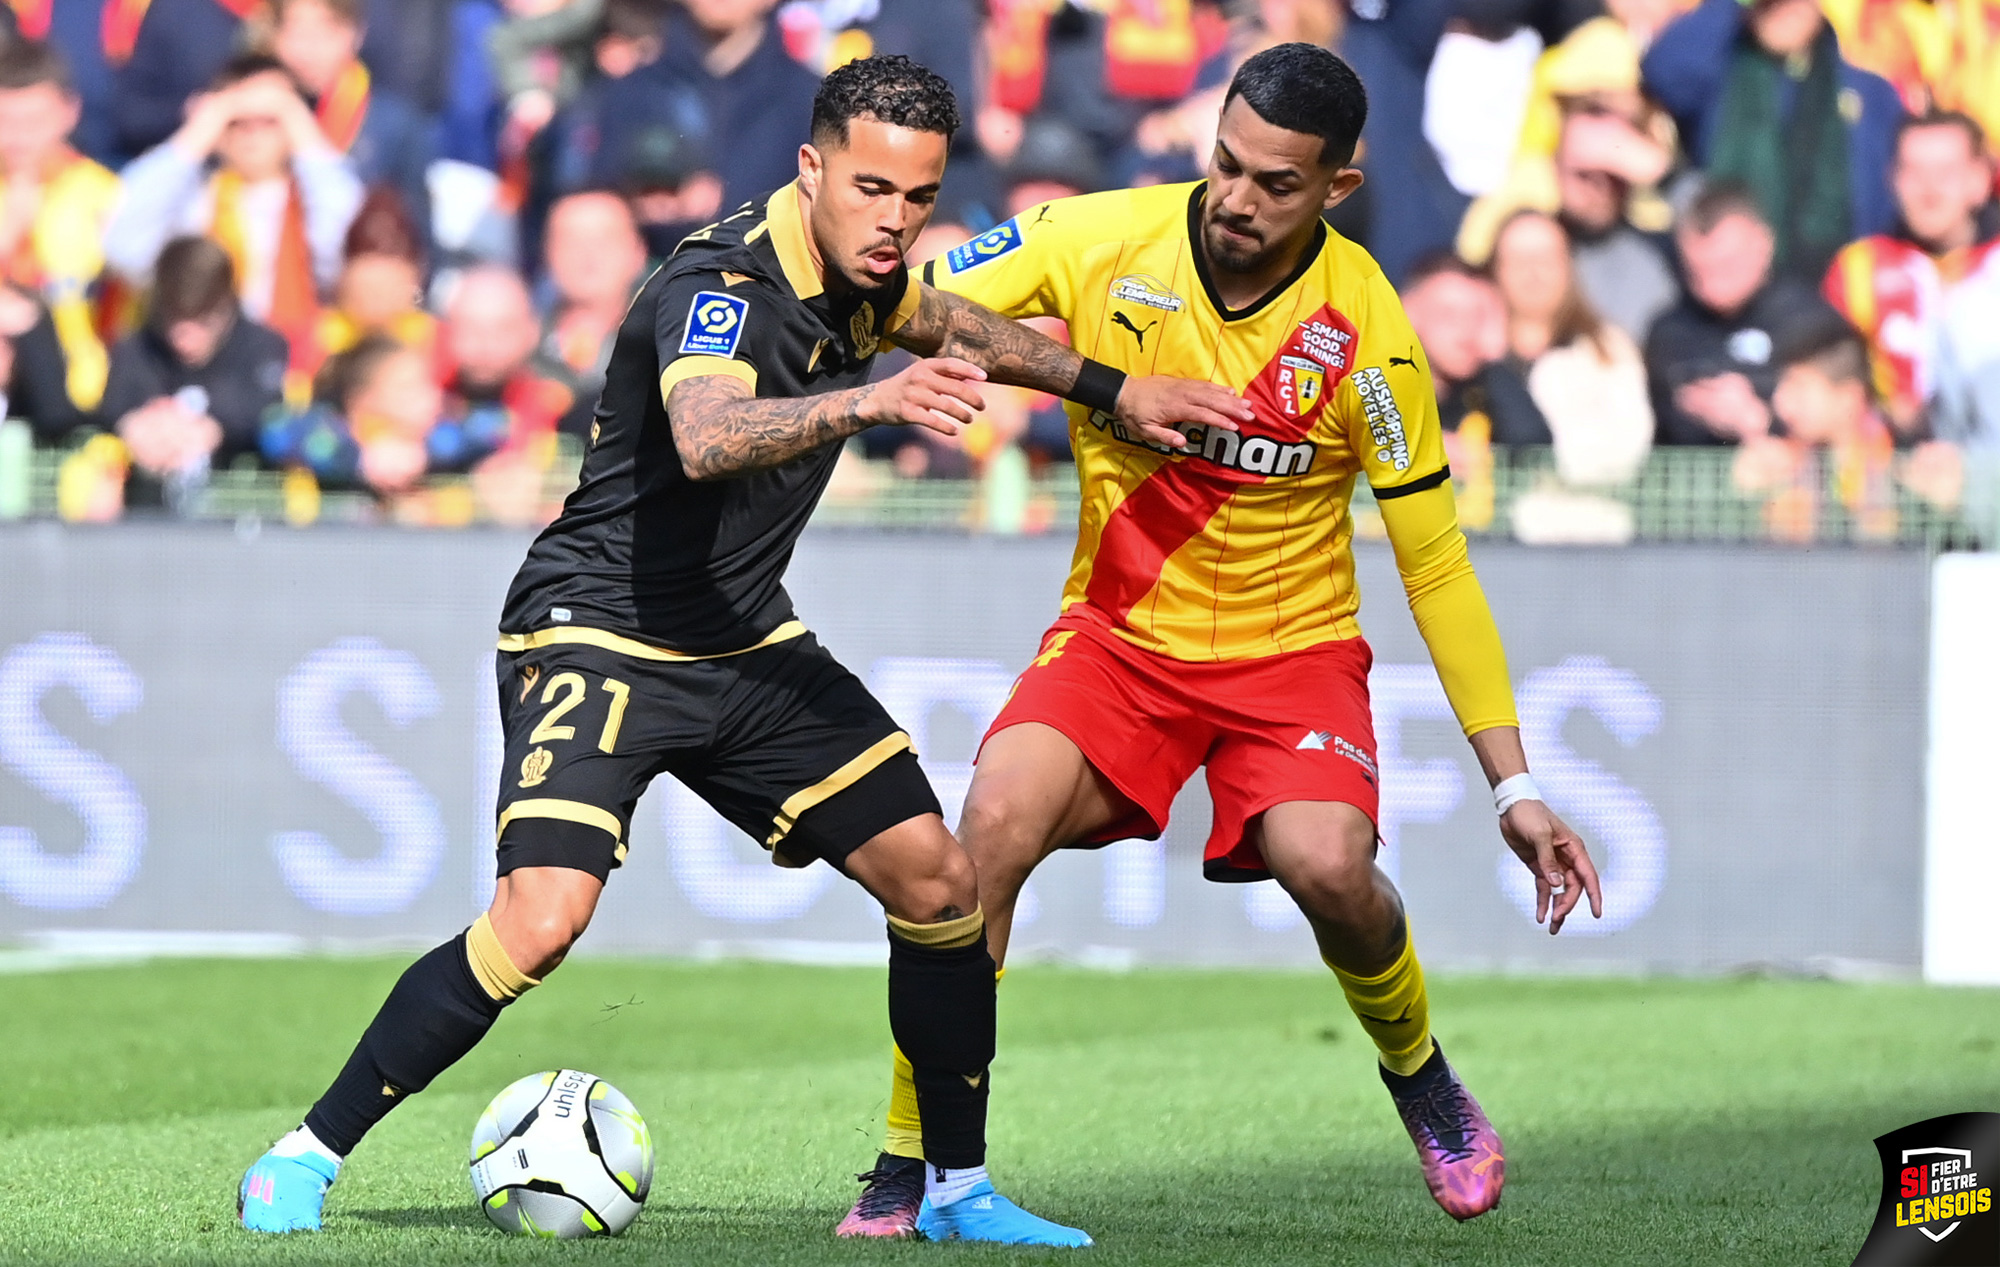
top-left (490, 625), bottom-right (940, 881)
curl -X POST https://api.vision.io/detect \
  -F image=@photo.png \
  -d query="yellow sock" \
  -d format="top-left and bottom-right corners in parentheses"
top-left (886, 1044), bottom-right (923, 1160)
top-left (884, 965), bottom-right (1005, 1160)
top-left (1328, 933), bottom-right (1434, 1077)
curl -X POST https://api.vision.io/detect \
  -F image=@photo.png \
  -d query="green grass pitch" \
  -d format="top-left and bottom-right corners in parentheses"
top-left (0, 957), bottom-right (1993, 1266)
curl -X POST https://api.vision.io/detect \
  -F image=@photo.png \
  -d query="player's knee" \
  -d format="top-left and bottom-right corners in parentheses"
top-left (959, 793), bottom-right (1044, 882)
top-left (1265, 811), bottom-right (1379, 912)
top-left (882, 840), bottom-right (978, 925)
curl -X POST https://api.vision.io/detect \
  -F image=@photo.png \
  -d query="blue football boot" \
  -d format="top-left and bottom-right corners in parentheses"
top-left (915, 1180), bottom-right (1094, 1247)
top-left (238, 1149), bottom-right (338, 1233)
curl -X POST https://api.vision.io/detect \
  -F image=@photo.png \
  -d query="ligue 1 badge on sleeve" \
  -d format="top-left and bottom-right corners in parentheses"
top-left (1852, 1113), bottom-right (1999, 1266)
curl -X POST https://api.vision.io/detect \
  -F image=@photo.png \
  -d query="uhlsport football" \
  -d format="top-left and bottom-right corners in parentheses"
top-left (469, 1069), bottom-right (653, 1238)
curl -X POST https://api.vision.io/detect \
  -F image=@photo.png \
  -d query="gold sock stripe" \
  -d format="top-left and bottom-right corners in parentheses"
top-left (885, 1043), bottom-right (924, 1160)
top-left (887, 905), bottom-right (986, 950)
top-left (466, 913), bottom-right (540, 1002)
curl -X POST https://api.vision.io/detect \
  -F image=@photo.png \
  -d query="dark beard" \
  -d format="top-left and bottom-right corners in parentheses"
top-left (1202, 216), bottom-right (1281, 275)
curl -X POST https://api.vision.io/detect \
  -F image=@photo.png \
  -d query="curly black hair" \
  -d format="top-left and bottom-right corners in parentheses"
top-left (1224, 43), bottom-right (1368, 169)
top-left (810, 54), bottom-right (962, 149)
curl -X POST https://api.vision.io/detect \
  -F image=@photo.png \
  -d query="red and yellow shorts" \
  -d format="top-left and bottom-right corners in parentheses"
top-left (982, 613), bottom-right (1379, 881)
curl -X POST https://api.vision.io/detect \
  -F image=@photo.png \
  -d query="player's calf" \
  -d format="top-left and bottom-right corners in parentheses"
top-left (238, 913), bottom-right (545, 1233)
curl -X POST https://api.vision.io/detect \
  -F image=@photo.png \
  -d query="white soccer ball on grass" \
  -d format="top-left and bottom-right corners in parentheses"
top-left (469, 1068), bottom-right (653, 1238)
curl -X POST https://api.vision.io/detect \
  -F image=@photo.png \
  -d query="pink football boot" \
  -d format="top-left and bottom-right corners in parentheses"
top-left (1379, 1042), bottom-right (1506, 1220)
top-left (835, 1153), bottom-right (925, 1239)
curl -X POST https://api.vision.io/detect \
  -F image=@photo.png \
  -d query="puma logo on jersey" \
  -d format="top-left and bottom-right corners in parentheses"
top-left (1111, 311), bottom-right (1157, 349)
top-left (1388, 348), bottom-right (1417, 370)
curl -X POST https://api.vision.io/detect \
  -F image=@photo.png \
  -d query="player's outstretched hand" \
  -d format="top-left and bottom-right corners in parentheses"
top-left (1114, 376), bottom-right (1256, 451)
top-left (1499, 800), bottom-right (1602, 935)
top-left (866, 357), bottom-right (989, 437)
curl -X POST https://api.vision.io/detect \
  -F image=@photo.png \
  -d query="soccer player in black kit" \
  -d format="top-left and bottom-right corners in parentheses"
top-left (238, 55), bottom-right (1249, 1246)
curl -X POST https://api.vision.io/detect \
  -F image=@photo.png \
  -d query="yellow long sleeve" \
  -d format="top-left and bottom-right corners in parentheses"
top-left (1377, 480), bottom-right (1518, 737)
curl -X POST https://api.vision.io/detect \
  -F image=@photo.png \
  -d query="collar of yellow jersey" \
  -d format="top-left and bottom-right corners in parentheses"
top-left (763, 181), bottom-right (825, 301)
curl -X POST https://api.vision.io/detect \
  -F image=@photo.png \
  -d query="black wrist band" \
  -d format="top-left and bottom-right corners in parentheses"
top-left (1067, 358), bottom-right (1127, 414)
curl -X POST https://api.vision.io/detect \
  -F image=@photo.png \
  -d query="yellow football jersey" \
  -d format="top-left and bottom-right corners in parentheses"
top-left (924, 181), bottom-right (1516, 735)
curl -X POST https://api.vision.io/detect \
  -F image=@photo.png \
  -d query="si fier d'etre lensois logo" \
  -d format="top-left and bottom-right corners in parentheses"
top-left (1853, 1113), bottom-right (1999, 1266)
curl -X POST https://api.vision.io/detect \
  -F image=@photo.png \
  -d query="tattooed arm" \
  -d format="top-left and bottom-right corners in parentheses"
top-left (889, 282), bottom-right (1254, 448)
top-left (667, 361), bottom-right (989, 481)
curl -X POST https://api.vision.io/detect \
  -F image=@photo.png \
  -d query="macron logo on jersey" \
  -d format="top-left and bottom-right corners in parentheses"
top-left (680, 291), bottom-right (748, 357)
top-left (945, 220), bottom-right (1023, 273)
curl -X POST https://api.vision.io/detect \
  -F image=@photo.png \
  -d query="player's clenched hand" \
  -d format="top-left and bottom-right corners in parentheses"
top-left (863, 357), bottom-right (989, 437)
top-left (1499, 800), bottom-right (1602, 935)
top-left (1114, 376), bottom-right (1255, 450)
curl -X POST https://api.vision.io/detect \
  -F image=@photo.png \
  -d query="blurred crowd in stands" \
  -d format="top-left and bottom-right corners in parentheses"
top-left (0, 0), bottom-right (1993, 539)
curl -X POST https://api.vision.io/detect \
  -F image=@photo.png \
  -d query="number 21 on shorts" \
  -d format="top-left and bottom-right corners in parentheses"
top-left (529, 673), bottom-right (632, 753)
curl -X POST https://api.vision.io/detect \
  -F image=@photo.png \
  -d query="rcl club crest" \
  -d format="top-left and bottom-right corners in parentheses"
top-left (1239, 303), bottom-right (1357, 438)
top-left (1853, 1113), bottom-right (2000, 1265)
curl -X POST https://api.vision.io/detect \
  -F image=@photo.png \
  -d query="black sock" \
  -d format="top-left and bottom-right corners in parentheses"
top-left (302, 932), bottom-right (510, 1157)
top-left (886, 924), bottom-right (996, 1171)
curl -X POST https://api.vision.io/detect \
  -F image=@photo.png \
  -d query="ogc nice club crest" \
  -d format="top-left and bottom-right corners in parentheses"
top-left (1853, 1113), bottom-right (2000, 1265)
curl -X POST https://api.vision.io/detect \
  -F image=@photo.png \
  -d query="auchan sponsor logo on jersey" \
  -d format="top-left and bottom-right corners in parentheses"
top-left (1087, 411), bottom-right (1317, 478)
top-left (1109, 273), bottom-right (1186, 311)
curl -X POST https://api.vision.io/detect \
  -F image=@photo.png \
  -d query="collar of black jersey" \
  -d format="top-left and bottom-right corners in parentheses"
top-left (760, 180), bottom-right (827, 301)
top-left (1184, 182), bottom-right (1328, 322)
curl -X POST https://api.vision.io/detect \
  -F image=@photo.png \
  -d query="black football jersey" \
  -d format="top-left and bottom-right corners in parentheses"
top-left (499, 182), bottom-right (918, 655)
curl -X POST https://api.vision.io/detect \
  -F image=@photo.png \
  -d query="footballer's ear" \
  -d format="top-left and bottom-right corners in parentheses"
top-left (797, 143), bottom-right (824, 197)
top-left (1323, 167), bottom-right (1365, 211)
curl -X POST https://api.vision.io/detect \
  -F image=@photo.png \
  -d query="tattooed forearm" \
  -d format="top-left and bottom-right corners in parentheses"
top-left (891, 284), bottom-right (1084, 396)
top-left (668, 374), bottom-right (875, 480)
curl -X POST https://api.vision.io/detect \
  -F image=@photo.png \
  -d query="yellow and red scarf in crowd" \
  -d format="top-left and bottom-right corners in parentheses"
top-left (1824, 232), bottom-right (2000, 420)
top-left (209, 168), bottom-right (318, 363)
top-left (315, 60), bottom-right (370, 154)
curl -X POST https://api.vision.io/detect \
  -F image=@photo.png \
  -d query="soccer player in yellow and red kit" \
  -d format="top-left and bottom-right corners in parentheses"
top-left (836, 44), bottom-right (1605, 1239)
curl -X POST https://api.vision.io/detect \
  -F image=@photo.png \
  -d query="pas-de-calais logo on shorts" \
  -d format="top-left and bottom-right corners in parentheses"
top-left (1852, 1112), bottom-right (1999, 1265)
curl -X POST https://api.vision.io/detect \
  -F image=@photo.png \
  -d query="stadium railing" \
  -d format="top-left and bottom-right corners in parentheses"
top-left (4, 440), bottom-right (1987, 549)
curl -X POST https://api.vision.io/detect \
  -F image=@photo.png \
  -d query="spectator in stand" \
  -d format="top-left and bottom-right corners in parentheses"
top-left (1824, 112), bottom-right (2000, 438)
top-left (537, 189), bottom-right (646, 408)
top-left (649, 0), bottom-right (819, 209)
top-left (105, 53), bottom-right (366, 364)
top-left (1460, 102), bottom-right (1679, 341)
top-left (1549, 111), bottom-right (1679, 341)
top-left (1001, 116), bottom-right (1103, 218)
top-left (544, 0), bottom-right (706, 206)
top-left (3, 0), bottom-right (121, 164)
top-left (269, 0), bottom-right (436, 240)
top-left (356, 0), bottom-right (458, 116)
top-left (0, 39), bottom-right (121, 414)
top-left (0, 284), bottom-right (88, 442)
top-left (261, 332), bottom-right (445, 500)
top-left (436, 0), bottom-right (506, 170)
top-left (1642, 0), bottom-right (1903, 282)
top-left (99, 236), bottom-right (289, 512)
top-left (1402, 250), bottom-right (1551, 444)
top-left (617, 124), bottom-right (725, 260)
top-left (1647, 181), bottom-right (1844, 445)
top-left (1734, 314), bottom-right (1903, 540)
top-left (112, 0), bottom-right (262, 160)
top-left (311, 187), bottom-right (437, 371)
top-left (441, 263), bottom-right (584, 454)
top-left (488, 0), bottom-right (605, 139)
top-left (1490, 210), bottom-right (1654, 484)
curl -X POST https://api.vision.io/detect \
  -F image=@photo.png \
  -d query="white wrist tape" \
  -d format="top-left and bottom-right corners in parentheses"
top-left (1493, 773), bottom-right (1542, 816)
